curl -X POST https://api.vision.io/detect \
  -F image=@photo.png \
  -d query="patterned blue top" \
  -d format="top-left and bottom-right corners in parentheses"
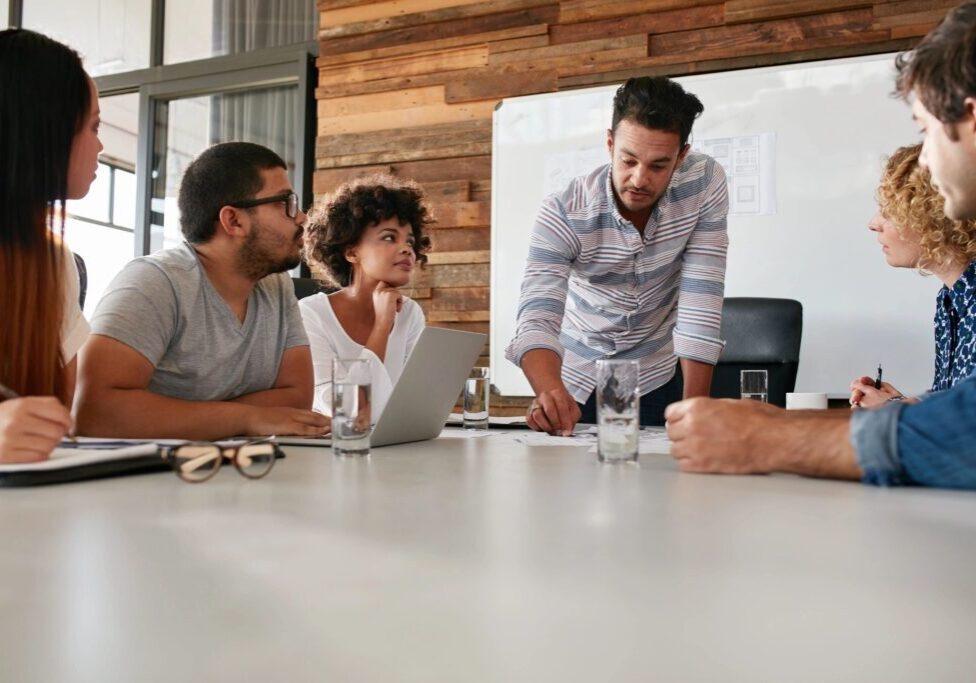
top-left (505, 156), bottom-right (729, 402)
top-left (932, 259), bottom-right (976, 391)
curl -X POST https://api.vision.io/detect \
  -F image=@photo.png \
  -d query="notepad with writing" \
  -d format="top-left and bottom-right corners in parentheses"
top-left (0, 440), bottom-right (167, 487)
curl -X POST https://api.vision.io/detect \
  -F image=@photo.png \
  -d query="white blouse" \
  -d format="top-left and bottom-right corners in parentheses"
top-left (298, 293), bottom-right (426, 418)
top-left (61, 246), bottom-right (90, 363)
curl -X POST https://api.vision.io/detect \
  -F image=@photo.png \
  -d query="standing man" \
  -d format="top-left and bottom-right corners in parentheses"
top-left (506, 77), bottom-right (729, 434)
top-left (75, 142), bottom-right (329, 440)
top-left (665, 1), bottom-right (976, 490)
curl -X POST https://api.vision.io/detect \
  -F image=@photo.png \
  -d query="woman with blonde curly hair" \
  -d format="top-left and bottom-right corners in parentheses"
top-left (299, 176), bottom-right (433, 418)
top-left (851, 143), bottom-right (976, 407)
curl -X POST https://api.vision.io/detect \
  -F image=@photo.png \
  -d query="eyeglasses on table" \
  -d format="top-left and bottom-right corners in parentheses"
top-left (161, 438), bottom-right (282, 483)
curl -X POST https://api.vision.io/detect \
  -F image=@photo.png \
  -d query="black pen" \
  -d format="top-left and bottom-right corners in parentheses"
top-left (874, 363), bottom-right (883, 389)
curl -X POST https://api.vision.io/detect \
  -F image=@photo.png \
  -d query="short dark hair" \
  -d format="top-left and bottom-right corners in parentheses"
top-left (610, 76), bottom-right (704, 147)
top-left (177, 142), bottom-right (287, 244)
top-left (896, 1), bottom-right (976, 124)
top-left (304, 176), bottom-right (433, 287)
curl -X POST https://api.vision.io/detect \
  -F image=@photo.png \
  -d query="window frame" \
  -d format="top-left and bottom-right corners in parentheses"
top-left (9, 0), bottom-right (317, 266)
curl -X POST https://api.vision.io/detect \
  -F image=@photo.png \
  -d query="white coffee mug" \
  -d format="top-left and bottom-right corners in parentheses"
top-left (786, 392), bottom-right (828, 410)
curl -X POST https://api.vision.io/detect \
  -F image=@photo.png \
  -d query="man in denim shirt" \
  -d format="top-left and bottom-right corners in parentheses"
top-left (664, 1), bottom-right (976, 490)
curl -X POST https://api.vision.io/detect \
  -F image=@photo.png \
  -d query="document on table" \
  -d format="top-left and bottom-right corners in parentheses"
top-left (438, 428), bottom-right (497, 439)
top-left (503, 426), bottom-right (672, 454)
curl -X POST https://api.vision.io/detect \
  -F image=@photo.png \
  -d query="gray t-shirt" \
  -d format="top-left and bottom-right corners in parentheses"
top-left (90, 242), bottom-right (309, 401)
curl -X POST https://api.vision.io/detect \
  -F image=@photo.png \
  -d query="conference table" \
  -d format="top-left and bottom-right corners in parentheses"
top-left (1, 430), bottom-right (975, 682)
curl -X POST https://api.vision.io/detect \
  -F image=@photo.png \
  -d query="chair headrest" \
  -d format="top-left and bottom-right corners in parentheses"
top-left (719, 297), bottom-right (803, 363)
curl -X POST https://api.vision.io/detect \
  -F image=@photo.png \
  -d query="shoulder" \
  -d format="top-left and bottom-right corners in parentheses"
top-left (298, 291), bottom-right (334, 318)
top-left (400, 296), bottom-right (426, 323)
top-left (545, 163), bottom-right (609, 211)
top-left (667, 152), bottom-right (727, 208)
top-left (677, 151), bottom-right (726, 186)
top-left (114, 243), bottom-right (198, 289)
top-left (256, 271), bottom-right (296, 302)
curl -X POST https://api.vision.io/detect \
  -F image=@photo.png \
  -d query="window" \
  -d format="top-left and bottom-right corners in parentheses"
top-left (164, 0), bottom-right (315, 65)
top-left (65, 91), bottom-right (139, 316)
top-left (22, 1), bottom-right (152, 76)
top-left (150, 84), bottom-right (303, 252)
top-left (14, 0), bottom-right (317, 299)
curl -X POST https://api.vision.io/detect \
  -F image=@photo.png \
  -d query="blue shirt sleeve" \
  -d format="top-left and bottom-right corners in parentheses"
top-left (850, 375), bottom-right (976, 489)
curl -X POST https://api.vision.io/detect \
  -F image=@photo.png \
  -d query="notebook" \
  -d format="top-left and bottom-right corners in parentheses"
top-left (0, 440), bottom-right (167, 487)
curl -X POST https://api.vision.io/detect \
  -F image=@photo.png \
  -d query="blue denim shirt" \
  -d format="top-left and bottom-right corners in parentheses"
top-left (850, 375), bottom-right (976, 489)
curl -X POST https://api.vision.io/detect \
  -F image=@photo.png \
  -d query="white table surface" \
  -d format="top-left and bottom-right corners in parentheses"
top-left (1, 431), bottom-right (975, 683)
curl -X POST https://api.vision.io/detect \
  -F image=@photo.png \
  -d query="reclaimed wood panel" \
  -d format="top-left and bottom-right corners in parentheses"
top-left (649, 9), bottom-right (885, 65)
top-left (322, 0), bottom-right (486, 30)
top-left (559, 0), bottom-right (720, 24)
top-left (549, 4), bottom-right (725, 44)
top-left (724, 0), bottom-right (872, 24)
top-left (318, 99), bottom-right (496, 136)
top-left (316, 0), bottom-right (951, 401)
top-left (322, 8), bottom-right (556, 55)
top-left (316, 119), bottom-right (489, 162)
top-left (322, 0), bottom-right (558, 39)
top-left (321, 24), bottom-right (547, 65)
top-left (429, 227), bottom-right (489, 252)
top-left (430, 286), bottom-right (489, 309)
top-left (318, 45), bottom-right (489, 85)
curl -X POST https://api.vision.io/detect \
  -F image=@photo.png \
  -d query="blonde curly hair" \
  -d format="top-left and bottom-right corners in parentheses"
top-left (878, 143), bottom-right (976, 270)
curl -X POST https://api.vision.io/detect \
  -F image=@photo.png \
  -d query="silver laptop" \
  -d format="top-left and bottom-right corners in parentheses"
top-left (280, 326), bottom-right (486, 448)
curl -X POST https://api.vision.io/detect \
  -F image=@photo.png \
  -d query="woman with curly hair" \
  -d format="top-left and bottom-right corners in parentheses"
top-left (851, 143), bottom-right (976, 407)
top-left (299, 176), bottom-right (433, 417)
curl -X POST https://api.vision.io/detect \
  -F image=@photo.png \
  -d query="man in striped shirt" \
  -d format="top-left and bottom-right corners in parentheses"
top-left (505, 76), bottom-right (729, 434)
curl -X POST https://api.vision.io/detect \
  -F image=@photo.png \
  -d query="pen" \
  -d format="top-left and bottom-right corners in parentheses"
top-left (874, 363), bottom-right (883, 390)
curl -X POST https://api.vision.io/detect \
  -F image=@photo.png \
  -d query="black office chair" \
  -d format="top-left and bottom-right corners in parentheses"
top-left (710, 298), bottom-right (803, 407)
top-left (73, 252), bottom-right (88, 309)
top-left (292, 277), bottom-right (332, 300)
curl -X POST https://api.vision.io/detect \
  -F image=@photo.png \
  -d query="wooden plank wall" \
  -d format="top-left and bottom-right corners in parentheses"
top-left (314, 0), bottom-right (953, 384)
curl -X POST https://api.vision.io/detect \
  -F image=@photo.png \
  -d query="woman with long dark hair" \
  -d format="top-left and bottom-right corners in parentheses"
top-left (0, 29), bottom-right (101, 461)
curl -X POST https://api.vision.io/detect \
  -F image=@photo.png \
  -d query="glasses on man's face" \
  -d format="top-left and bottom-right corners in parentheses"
top-left (161, 438), bottom-right (281, 483)
top-left (230, 191), bottom-right (299, 219)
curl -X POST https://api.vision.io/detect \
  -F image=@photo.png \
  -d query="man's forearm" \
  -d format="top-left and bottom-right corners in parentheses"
top-left (76, 389), bottom-right (255, 440)
top-left (520, 348), bottom-right (566, 395)
top-left (680, 357), bottom-right (714, 399)
top-left (233, 385), bottom-right (311, 409)
top-left (763, 412), bottom-right (862, 480)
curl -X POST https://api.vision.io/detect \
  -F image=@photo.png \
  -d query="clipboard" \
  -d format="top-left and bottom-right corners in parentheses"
top-left (0, 441), bottom-right (169, 487)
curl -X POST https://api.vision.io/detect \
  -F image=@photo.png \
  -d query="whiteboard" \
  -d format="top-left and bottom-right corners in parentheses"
top-left (491, 53), bottom-right (938, 398)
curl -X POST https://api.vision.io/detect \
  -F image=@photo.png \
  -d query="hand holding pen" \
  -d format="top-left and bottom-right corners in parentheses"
top-left (0, 382), bottom-right (75, 463)
top-left (848, 363), bottom-right (905, 409)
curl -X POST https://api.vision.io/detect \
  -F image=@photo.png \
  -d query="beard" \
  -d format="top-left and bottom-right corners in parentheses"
top-left (238, 221), bottom-right (303, 280)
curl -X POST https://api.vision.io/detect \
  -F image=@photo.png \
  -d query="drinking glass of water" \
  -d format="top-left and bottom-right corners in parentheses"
top-left (596, 359), bottom-right (639, 463)
top-left (740, 369), bottom-right (768, 403)
top-left (332, 358), bottom-right (372, 457)
top-left (463, 366), bottom-right (490, 430)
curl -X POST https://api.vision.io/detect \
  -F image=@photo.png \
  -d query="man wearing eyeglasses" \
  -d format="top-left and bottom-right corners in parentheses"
top-left (75, 142), bottom-right (329, 440)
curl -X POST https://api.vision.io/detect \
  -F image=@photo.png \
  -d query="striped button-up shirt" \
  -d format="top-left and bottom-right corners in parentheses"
top-left (505, 154), bottom-right (729, 402)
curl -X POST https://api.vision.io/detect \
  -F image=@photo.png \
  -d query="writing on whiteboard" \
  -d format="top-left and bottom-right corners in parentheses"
top-left (692, 133), bottom-right (777, 216)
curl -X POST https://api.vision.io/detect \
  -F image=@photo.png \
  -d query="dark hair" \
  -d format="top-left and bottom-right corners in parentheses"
top-left (611, 76), bottom-right (704, 147)
top-left (0, 29), bottom-right (90, 246)
top-left (0, 28), bottom-right (90, 399)
top-left (304, 176), bottom-right (433, 287)
top-left (896, 2), bottom-right (976, 124)
top-left (178, 141), bottom-right (288, 244)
